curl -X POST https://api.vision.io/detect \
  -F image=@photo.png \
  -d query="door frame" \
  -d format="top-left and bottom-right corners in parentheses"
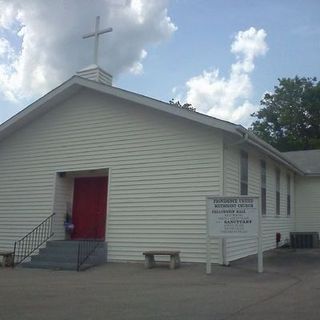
top-left (51, 167), bottom-right (111, 241)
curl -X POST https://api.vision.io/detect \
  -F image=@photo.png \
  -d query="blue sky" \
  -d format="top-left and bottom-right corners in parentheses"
top-left (0, 0), bottom-right (319, 126)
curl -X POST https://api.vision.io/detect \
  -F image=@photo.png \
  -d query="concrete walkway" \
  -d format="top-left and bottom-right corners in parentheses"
top-left (0, 249), bottom-right (320, 320)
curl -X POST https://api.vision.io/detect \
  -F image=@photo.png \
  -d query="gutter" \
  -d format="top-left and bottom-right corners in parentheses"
top-left (235, 126), bottom-right (305, 175)
top-left (304, 173), bottom-right (320, 177)
top-left (229, 132), bottom-right (249, 146)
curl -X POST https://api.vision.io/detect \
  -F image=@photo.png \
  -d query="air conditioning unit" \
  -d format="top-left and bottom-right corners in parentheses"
top-left (290, 232), bottom-right (319, 248)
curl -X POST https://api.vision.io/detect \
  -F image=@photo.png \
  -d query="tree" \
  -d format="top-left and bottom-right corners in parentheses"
top-left (250, 76), bottom-right (320, 152)
top-left (169, 99), bottom-right (196, 112)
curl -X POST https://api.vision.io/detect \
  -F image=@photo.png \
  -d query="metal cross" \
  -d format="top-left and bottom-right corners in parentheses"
top-left (82, 16), bottom-right (113, 66)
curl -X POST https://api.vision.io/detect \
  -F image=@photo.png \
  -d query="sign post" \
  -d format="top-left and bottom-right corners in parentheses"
top-left (206, 196), bottom-right (263, 274)
top-left (257, 197), bottom-right (263, 273)
top-left (206, 199), bottom-right (212, 274)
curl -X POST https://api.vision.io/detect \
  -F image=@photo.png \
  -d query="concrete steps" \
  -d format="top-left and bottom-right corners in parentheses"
top-left (21, 240), bottom-right (107, 271)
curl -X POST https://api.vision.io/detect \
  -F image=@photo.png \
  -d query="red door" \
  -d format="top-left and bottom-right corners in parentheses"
top-left (71, 176), bottom-right (108, 240)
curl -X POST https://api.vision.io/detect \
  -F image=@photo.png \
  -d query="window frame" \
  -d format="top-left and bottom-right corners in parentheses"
top-left (286, 173), bottom-right (291, 216)
top-left (275, 168), bottom-right (281, 215)
top-left (260, 160), bottom-right (267, 216)
top-left (240, 150), bottom-right (248, 196)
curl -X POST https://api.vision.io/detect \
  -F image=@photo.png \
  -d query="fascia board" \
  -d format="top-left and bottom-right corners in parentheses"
top-left (0, 75), bottom-right (308, 176)
top-left (74, 76), bottom-right (240, 136)
top-left (0, 77), bottom-right (81, 141)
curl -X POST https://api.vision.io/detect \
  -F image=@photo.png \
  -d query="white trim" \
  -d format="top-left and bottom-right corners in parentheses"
top-left (220, 139), bottom-right (224, 197)
top-left (50, 172), bottom-right (59, 239)
top-left (220, 143), bottom-right (226, 265)
top-left (50, 172), bottom-right (58, 216)
top-left (275, 166), bottom-right (281, 216)
top-left (206, 197), bottom-right (211, 274)
top-left (260, 158), bottom-right (267, 217)
top-left (257, 196), bottom-right (263, 273)
top-left (105, 168), bottom-right (112, 244)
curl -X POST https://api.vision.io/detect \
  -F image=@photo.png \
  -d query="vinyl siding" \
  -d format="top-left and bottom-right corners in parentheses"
top-left (295, 177), bottom-right (320, 233)
top-left (223, 142), bottom-right (295, 262)
top-left (0, 89), bottom-right (223, 263)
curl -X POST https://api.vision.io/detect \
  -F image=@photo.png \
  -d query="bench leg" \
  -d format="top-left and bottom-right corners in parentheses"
top-left (170, 255), bottom-right (176, 269)
top-left (1, 254), bottom-right (14, 267)
top-left (175, 255), bottom-right (181, 268)
top-left (145, 255), bottom-right (155, 269)
top-left (5, 255), bottom-right (13, 267)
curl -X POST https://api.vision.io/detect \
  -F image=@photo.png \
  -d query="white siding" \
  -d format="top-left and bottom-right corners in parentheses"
top-left (0, 89), bottom-right (223, 263)
top-left (295, 177), bottom-right (320, 233)
top-left (223, 146), bottom-right (239, 196)
top-left (223, 142), bottom-right (295, 262)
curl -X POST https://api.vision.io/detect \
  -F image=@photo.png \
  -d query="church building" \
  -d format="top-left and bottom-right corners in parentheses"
top-left (0, 19), bottom-right (319, 269)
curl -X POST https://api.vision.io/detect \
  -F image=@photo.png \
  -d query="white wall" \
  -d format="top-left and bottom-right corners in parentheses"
top-left (52, 174), bottom-right (74, 240)
top-left (0, 89), bottom-right (223, 263)
top-left (295, 176), bottom-right (320, 233)
top-left (223, 141), bottom-right (295, 262)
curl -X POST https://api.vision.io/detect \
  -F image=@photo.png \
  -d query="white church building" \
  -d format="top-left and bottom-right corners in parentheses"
top-left (0, 19), bottom-right (319, 269)
top-left (0, 64), bottom-right (319, 268)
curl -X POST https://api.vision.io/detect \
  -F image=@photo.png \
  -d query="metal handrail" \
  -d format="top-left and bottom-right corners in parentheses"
top-left (76, 222), bottom-right (102, 271)
top-left (13, 213), bottom-right (55, 266)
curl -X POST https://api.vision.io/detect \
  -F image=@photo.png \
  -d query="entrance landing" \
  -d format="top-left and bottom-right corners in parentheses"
top-left (22, 240), bottom-right (107, 271)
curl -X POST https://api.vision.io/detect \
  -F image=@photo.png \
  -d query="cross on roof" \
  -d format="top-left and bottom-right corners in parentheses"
top-left (82, 16), bottom-right (113, 66)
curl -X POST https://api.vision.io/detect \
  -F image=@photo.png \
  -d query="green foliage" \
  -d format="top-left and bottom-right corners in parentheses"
top-left (169, 99), bottom-right (196, 112)
top-left (250, 76), bottom-right (320, 152)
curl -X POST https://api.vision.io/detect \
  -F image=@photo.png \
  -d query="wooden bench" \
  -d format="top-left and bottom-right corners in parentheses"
top-left (143, 251), bottom-right (181, 269)
top-left (0, 251), bottom-right (14, 267)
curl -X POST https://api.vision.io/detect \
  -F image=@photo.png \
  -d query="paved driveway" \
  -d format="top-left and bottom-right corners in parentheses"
top-left (0, 249), bottom-right (320, 320)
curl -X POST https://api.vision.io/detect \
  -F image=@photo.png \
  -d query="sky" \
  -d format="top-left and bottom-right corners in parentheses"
top-left (0, 0), bottom-right (319, 126)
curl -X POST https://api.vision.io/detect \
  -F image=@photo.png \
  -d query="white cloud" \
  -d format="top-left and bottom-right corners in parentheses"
top-left (177, 27), bottom-right (268, 126)
top-left (0, 0), bottom-right (177, 102)
top-left (129, 49), bottom-right (147, 75)
top-left (0, 38), bottom-right (14, 59)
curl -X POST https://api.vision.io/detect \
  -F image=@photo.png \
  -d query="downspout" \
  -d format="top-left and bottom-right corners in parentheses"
top-left (229, 132), bottom-right (249, 146)
top-left (234, 126), bottom-right (303, 254)
top-left (235, 126), bottom-right (303, 175)
top-left (222, 132), bottom-right (248, 266)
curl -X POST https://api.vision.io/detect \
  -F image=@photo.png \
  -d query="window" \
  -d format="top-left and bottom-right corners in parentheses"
top-left (240, 151), bottom-right (248, 195)
top-left (287, 174), bottom-right (291, 216)
top-left (261, 160), bottom-right (266, 215)
top-left (276, 168), bottom-right (280, 215)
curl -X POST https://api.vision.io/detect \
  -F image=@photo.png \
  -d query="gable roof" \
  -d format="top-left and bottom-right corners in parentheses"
top-left (0, 75), bottom-right (304, 175)
top-left (283, 150), bottom-right (320, 176)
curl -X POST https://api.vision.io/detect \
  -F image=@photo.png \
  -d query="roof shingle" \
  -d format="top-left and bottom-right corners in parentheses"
top-left (283, 150), bottom-right (320, 174)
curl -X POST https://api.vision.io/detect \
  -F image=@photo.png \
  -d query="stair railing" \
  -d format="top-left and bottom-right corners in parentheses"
top-left (13, 213), bottom-right (55, 266)
top-left (77, 222), bottom-right (103, 271)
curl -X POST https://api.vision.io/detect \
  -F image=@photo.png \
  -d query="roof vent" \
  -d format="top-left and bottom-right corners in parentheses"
top-left (77, 64), bottom-right (112, 86)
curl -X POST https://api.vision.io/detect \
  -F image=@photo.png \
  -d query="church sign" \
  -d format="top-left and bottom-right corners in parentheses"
top-left (205, 196), bottom-right (263, 274)
top-left (207, 196), bottom-right (259, 237)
